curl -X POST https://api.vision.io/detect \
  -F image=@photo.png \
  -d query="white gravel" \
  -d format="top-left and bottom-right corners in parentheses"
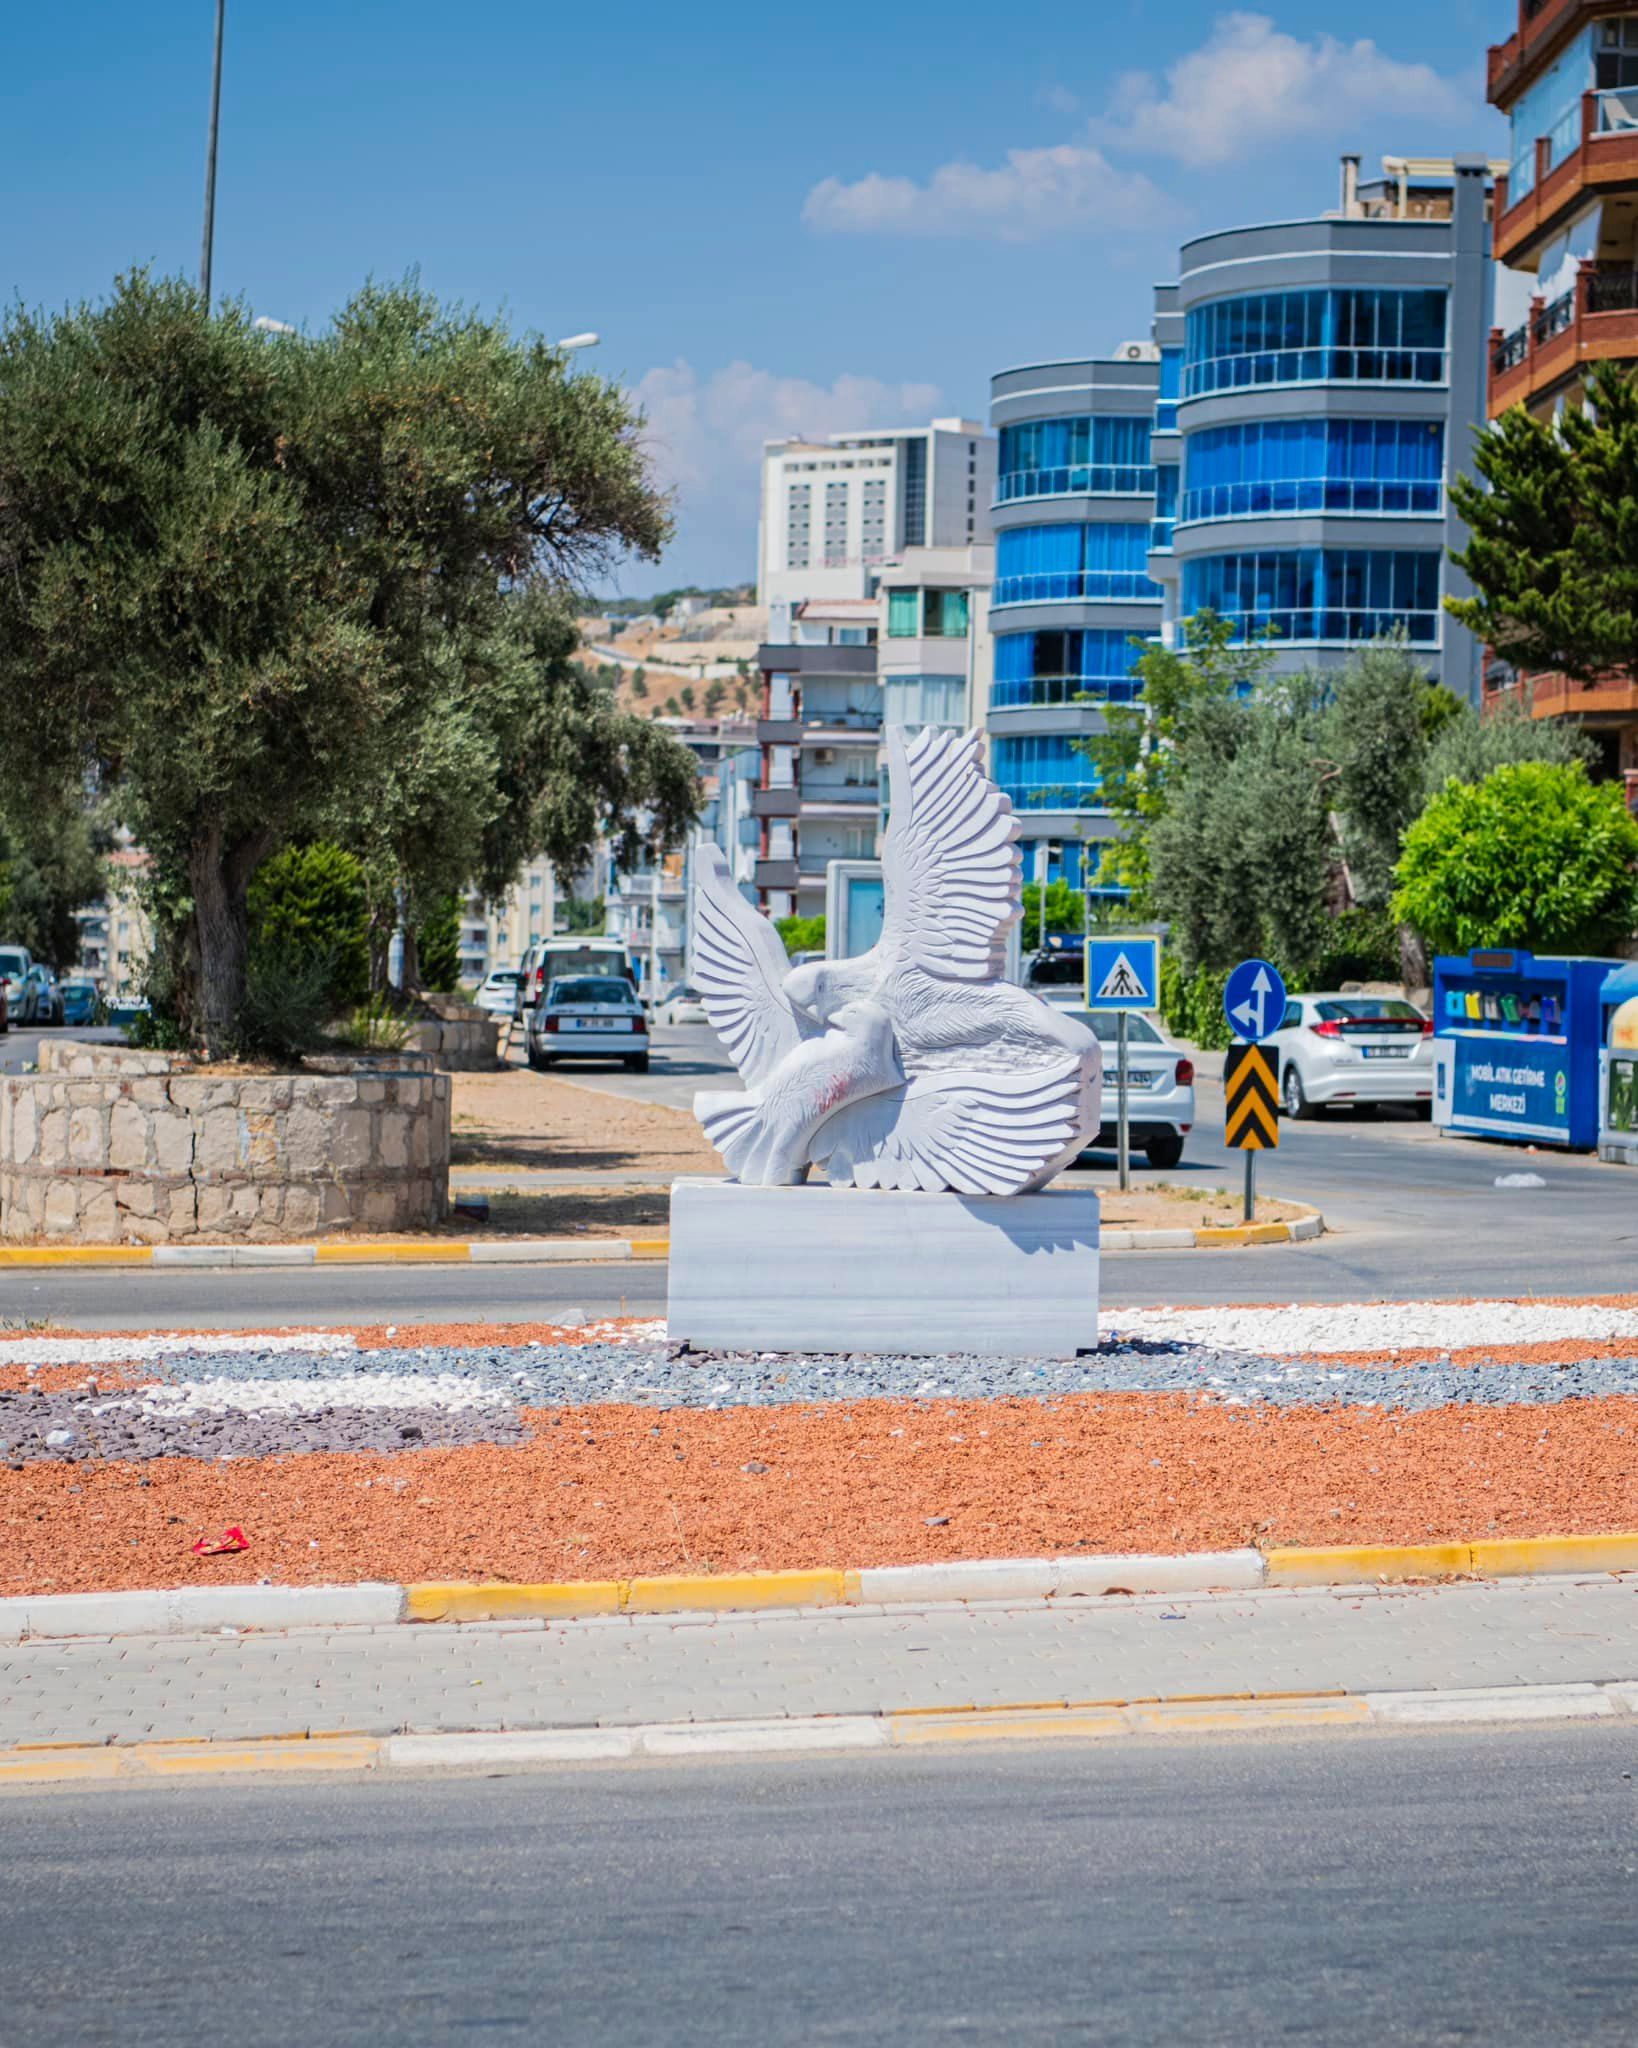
top-left (0, 1331), bottom-right (359, 1367)
top-left (1107, 1299), bottom-right (1638, 1354)
top-left (120, 1374), bottom-right (511, 1417)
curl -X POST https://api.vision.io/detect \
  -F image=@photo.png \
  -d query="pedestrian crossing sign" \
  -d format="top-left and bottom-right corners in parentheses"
top-left (1084, 934), bottom-right (1160, 1012)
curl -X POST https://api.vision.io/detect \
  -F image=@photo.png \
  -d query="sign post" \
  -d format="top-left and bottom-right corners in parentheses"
top-left (1222, 958), bottom-right (1286, 1223)
top-left (1085, 935), bottom-right (1161, 1193)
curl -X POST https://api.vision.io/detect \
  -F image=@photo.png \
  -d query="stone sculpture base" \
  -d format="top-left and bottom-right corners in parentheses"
top-left (667, 1178), bottom-right (1099, 1358)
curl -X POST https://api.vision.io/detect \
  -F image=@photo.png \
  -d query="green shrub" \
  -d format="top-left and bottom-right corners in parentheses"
top-left (248, 843), bottom-right (370, 1009)
top-left (1158, 957), bottom-right (1232, 1050)
top-left (1299, 908), bottom-right (1402, 990)
top-left (1394, 761), bottom-right (1638, 955)
top-left (336, 992), bottom-right (414, 1052)
top-left (234, 949), bottom-right (333, 1063)
top-left (776, 913), bottom-right (826, 957)
top-left (416, 895), bottom-right (462, 992)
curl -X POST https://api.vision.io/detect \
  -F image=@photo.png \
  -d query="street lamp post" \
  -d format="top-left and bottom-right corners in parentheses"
top-left (200, 0), bottom-right (226, 306)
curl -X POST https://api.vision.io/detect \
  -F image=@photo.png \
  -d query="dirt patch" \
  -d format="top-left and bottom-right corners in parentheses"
top-left (450, 1069), bottom-right (719, 1176)
top-left (1098, 1185), bottom-right (1310, 1230)
top-left (5, 1390), bottom-right (1637, 1595)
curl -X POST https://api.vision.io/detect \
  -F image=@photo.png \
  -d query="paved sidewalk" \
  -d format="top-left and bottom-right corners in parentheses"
top-left (3, 1577), bottom-right (1635, 1748)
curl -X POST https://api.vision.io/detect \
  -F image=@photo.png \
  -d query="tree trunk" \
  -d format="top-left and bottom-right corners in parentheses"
top-left (187, 822), bottom-right (273, 1060)
top-left (1397, 922), bottom-right (1430, 998)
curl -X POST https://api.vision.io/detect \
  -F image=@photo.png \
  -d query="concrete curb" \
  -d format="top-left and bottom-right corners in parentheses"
top-left (0, 1237), bottom-right (670, 1269)
top-left (4, 1681), bottom-right (1635, 1785)
top-left (0, 1216), bottom-right (1321, 1268)
top-left (5, 1532), bottom-right (1635, 1643)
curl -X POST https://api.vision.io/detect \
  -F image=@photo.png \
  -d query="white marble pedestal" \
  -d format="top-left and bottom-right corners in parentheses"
top-left (666, 1178), bottom-right (1099, 1357)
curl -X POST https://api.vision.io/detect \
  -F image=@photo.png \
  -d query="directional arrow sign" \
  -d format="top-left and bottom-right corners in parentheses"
top-left (1222, 957), bottom-right (1287, 1046)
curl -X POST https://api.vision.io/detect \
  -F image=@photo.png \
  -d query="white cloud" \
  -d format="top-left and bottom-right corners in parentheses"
top-left (1091, 11), bottom-right (1470, 169)
top-left (802, 144), bottom-right (1178, 243)
top-left (629, 359), bottom-right (944, 584)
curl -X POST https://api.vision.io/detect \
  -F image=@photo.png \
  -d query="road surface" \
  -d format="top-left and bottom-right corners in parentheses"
top-left (3, 1727), bottom-right (1635, 2045)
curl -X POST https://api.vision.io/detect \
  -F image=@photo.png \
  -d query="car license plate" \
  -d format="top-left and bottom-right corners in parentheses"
top-left (1361, 1045), bottom-right (1410, 1059)
top-left (569, 1019), bottom-right (620, 1031)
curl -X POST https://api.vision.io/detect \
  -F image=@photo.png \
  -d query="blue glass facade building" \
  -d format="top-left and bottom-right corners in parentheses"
top-left (1153, 163), bottom-right (1494, 693)
top-left (987, 353), bottom-right (1166, 889)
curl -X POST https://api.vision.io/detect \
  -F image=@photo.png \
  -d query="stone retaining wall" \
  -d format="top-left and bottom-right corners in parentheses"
top-left (0, 1043), bottom-right (451, 1243)
top-left (402, 997), bottom-right (502, 1072)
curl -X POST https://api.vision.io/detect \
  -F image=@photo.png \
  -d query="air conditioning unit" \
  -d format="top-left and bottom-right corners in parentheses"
top-left (1117, 340), bottom-right (1160, 362)
top-left (813, 747), bottom-right (837, 765)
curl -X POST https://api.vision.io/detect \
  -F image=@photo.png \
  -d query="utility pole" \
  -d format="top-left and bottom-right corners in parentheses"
top-left (200, 0), bottom-right (226, 306)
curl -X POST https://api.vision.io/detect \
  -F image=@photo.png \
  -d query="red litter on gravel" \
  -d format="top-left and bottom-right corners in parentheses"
top-left (192, 1527), bottom-right (249, 1557)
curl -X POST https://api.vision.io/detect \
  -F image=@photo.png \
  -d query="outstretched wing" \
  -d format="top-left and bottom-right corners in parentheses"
top-left (810, 1057), bottom-right (1095, 1197)
top-left (880, 726), bottom-right (1021, 982)
top-left (692, 843), bottom-right (815, 1089)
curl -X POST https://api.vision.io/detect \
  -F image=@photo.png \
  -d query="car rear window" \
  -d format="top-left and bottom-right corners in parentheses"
top-left (549, 978), bottom-right (634, 1005)
top-left (1070, 1010), bottom-right (1164, 1046)
top-left (1026, 955), bottom-right (1085, 988)
top-left (1314, 999), bottom-right (1424, 1023)
top-left (487, 971), bottom-right (521, 986)
top-left (0, 951), bottom-right (27, 977)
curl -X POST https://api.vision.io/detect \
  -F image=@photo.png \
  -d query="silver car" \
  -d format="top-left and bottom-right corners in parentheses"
top-left (1267, 993), bottom-right (1433, 1118)
top-left (527, 973), bottom-right (650, 1073)
top-left (1069, 1009), bottom-right (1196, 1170)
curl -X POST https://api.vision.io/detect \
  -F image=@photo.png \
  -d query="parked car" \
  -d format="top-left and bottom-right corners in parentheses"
top-left (1266, 993), bottom-right (1433, 1119)
top-left (1024, 944), bottom-right (1087, 1010)
top-left (659, 983), bottom-right (709, 1027)
top-left (105, 994), bottom-right (151, 1030)
top-left (474, 968), bottom-right (523, 1018)
top-left (527, 973), bottom-right (650, 1072)
top-left (58, 979), bottom-right (102, 1028)
top-left (515, 937), bottom-right (636, 1018)
top-left (21, 963), bottom-right (63, 1026)
top-left (1070, 1009), bottom-right (1195, 1170)
top-left (0, 945), bottom-right (34, 1025)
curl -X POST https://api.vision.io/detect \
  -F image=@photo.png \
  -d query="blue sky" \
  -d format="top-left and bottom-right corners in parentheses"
top-left (6, 3), bottom-right (1507, 588)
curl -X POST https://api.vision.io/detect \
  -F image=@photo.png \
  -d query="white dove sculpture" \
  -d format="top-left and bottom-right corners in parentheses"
top-left (691, 725), bottom-right (1102, 1195)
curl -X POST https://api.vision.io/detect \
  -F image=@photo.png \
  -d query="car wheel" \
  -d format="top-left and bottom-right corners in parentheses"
top-left (525, 1043), bottom-right (545, 1072)
top-left (1413, 1101), bottom-right (1433, 1121)
top-left (1282, 1064), bottom-right (1316, 1120)
top-left (625, 1054), bottom-right (650, 1073)
top-left (1145, 1134), bottom-right (1185, 1171)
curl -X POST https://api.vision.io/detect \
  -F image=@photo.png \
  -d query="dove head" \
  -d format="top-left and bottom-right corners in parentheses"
top-left (784, 959), bottom-right (839, 1023)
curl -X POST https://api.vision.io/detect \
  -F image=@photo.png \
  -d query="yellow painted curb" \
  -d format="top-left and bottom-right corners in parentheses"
top-left (0, 1246), bottom-right (154, 1265)
top-left (893, 1709), bottom-right (1127, 1746)
top-left (1266, 1542), bottom-right (1474, 1584)
top-left (629, 1237), bottom-right (670, 1259)
top-left (0, 1735), bottom-right (383, 1788)
top-left (1195, 1222), bottom-right (1292, 1247)
top-left (405, 1580), bottom-right (624, 1623)
top-left (1128, 1698), bottom-right (1371, 1734)
top-left (314, 1242), bottom-right (473, 1263)
top-left (1469, 1534), bottom-right (1638, 1577)
top-left (626, 1569), bottom-right (848, 1615)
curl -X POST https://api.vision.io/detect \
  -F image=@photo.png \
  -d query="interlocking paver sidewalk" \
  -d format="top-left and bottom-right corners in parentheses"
top-left (2, 1577), bottom-right (1635, 1747)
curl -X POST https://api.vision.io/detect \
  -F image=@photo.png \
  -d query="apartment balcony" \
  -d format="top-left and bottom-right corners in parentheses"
top-left (1489, 2), bottom-right (1618, 109)
top-left (1493, 88), bottom-right (1638, 268)
top-left (800, 719), bottom-right (881, 747)
top-left (1489, 261), bottom-right (1638, 413)
top-left (754, 858), bottom-right (799, 891)
top-left (756, 718), bottom-right (803, 745)
top-left (751, 786), bottom-right (801, 819)
top-left (800, 790), bottom-right (879, 821)
top-left (756, 642), bottom-right (877, 677)
top-left (1493, 667), bottom-right (1638, 725)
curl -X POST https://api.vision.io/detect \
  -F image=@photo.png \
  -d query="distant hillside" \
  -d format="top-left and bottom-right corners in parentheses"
top-left (595, 583), bottom-right (755, 619)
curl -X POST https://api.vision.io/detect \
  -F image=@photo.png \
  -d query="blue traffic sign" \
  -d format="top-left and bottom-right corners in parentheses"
top-left (1085, 934), bottom-right (1160, 1012)
top-left (1223, 957), bottom-right (1287, 1043)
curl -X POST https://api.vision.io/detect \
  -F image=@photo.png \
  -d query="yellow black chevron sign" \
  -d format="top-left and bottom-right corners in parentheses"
top-left (1224, 1044), bottom-right (1279, 1151)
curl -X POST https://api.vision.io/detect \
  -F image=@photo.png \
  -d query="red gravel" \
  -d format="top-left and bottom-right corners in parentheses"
top-left (4, 1390), bottom-right (1637, 1597)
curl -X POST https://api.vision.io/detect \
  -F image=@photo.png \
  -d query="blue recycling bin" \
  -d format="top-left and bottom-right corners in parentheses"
top-left (1431, 949), bottom-right (1622, 1150)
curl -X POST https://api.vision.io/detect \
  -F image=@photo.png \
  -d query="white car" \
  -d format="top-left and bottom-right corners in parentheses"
top-left (0, 945), bottom-right (34, 1025)
top-left (527, 973), bottom-right (650, 1073)
top-left (1267, 993), bottom-right (1433, 1118)
top-left (659, 984), bottom-right (710, 1026)
top-left (474, 968), bottom-right (523, 1017)
top-left (1069, 1009), bottom-right (1196, 1170)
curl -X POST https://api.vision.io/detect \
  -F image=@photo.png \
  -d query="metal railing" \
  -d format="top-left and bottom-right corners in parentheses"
top-left (996, 464), bottom-right (1156, 503)
top-left (1492, 322), bottom-right (1530, 375)
top-left (1533, 288), bottom-right (1575, 347)
top-left (1178, 478), bottom-right (1443, 525)
top-left (1588, 268), bottom-right (1638, 314)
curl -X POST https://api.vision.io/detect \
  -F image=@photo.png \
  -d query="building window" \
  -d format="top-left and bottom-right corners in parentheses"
top-left (786, 482), bottom-right (811, 571)
top-left (823, 480), bottom-right (848, 567)
top-left (1179, 418), bottom-right (1445, 524)
top-left (861, 476), bottom-right (887, 564)
top-left (996, 415), bottom-right (1156, 502)
top-left (993, 523), bottom-right (1162, 607)
top-left (900, 436), bottom-right (927, 549)
top-left (887, 588), bottom-right (920, 637)
top-left (882, 675), bottom-right (966, 727)
top-left (923, 589), bottom-right (969, 637)
top-left (1180, 547), bottom-right (1443, 644)
top-left (991, 628), bottom-right (1147, 709)
top-left (989, 735), bottom-right (1102, 813)
top-left (1183, 290), bottom-right (1448, 397)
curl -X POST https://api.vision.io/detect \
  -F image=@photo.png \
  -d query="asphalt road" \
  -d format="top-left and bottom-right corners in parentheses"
top-left (3, 1728), bottom-right (1635, 2046)
top-left (0, 1023), bottom-right (125, 1075)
